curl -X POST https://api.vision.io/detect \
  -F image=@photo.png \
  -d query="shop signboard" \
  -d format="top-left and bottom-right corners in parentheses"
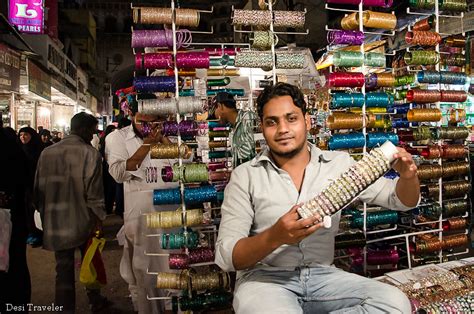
top-left (8, 0), bottom-right (44, 34)
top-left (0, 44), bottom-right (21, 92)
top-left (28, 60), bottom-right (51, 101)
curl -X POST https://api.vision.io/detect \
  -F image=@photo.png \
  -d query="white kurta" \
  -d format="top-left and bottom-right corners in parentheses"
top-left (106, 125), bottom-right (178, 313)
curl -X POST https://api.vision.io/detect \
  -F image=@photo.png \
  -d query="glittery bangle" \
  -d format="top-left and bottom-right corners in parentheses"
top-left (326, 186), bottom-right (345, 207)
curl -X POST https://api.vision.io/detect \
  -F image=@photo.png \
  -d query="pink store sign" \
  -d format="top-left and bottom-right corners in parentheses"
top-left (8, 0), bottom-right (44, 34)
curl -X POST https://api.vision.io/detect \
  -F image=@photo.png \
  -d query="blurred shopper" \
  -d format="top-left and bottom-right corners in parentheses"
top-left (34, 113), bottom-right (109, 313)
top-left (39, 129), bottom-right (54, 147)
top-left (100, 125), bottom-right (117, 215)
top-left (0, 126), bottom-right (31, 313)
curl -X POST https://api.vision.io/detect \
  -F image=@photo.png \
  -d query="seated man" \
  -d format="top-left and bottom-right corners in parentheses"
top-left (215, 83), bottom-right (419, 314)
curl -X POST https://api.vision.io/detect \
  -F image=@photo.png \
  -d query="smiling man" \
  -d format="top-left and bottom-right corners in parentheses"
top-left (215, 83), bottom-right (420, 314)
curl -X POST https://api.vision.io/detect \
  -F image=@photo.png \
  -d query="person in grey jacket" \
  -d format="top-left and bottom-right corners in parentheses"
top-left (215, 83), bottom-right (420, 314)
top-left (34, 112), bottom-right (108, 313)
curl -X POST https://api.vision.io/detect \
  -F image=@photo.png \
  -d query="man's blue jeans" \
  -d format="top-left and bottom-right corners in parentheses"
top-left (233, 265), bottom-right (411, 314)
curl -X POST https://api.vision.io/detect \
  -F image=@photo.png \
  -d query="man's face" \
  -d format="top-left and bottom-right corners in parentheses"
top-left (19, 132), bottom-right (32, 144)
top-left (133, 113), bottom-right (161, 138)
top-left (261, 95), bottom-right (310, 158)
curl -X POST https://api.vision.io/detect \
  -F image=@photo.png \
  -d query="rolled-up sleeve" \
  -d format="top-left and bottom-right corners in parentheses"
top-left (215, 168), bottom-right (254, 272)
top-left (105, 132), bottom-right (133, 183)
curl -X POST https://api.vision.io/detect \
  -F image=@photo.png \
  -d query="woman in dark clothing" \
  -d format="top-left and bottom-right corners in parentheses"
top-left (18, 126), bottom-right (44, 246)
top-left (39, 129), bottom-right (54, 147)
top-left (100, 125), bottom-right (117, 215)
top-left (0, 127), bottom-right (32, 313)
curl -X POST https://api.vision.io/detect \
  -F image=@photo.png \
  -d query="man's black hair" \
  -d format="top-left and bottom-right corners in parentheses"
top-left (256, 82), bottom-right (307, 120)
top-left (70, 112), bottom-right (98, 133)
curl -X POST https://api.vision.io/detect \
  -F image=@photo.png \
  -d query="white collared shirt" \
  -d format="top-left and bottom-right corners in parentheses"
top-left (215, 143), bottom-right (416, 273)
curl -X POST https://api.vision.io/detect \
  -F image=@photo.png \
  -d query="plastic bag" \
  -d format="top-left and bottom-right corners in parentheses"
top-left (79, 236), bottom-right (107, 289)
top-left (0, 208), bottom-right (12, 272)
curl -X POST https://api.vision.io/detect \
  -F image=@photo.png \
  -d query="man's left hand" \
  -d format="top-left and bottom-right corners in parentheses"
top-left (392, 147), bottom-right (417, 180)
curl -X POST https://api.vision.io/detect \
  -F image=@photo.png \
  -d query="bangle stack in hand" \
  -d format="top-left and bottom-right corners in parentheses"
top-left (298, 141), bottom-right (398, 221)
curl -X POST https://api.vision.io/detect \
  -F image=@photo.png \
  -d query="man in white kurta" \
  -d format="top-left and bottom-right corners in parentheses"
top-left (106, 114), bottom-right (177, 313)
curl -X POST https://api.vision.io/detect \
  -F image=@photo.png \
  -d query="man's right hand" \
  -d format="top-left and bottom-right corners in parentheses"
top-left (269, 205), bottom-right (323, 247)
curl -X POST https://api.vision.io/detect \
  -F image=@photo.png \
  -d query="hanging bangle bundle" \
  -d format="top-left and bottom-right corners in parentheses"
top-left (161, 231), bottom-right (200, 250)
top-left (189, 272), bottom-right (230, 291)
top-left (162, 120), bottom-right (198, 138)
top-left (351, 249), bottom-right (399, 266)
top-left (172, 292), bottom-right (232, 312)
top-left (235, 51), bottom-right (305, 69)
top-left (251, 31), bottom-right (278, 50)
top-left (421, 145), bottom-right (442, 159)
top-left (413, 15), bottom-right (435, 31)
top-left (327, 30), bottom-right (364, 45)
top-left (132, 29), bottom-right (192, 49)
top-left (146, 209), bottom-right (204, 229)
top-left (440, 90), bottom-right (467, 102)
top-left (231, 10), bottom-right (273, 27)
top-left (405, 31), bottom-right (441, 46)
top-left (327, 0), bottom-right (393, 7)
top-left (442, 161), bottom-right (469, 178)
top-left (366, 132), bottom-right (399, 147)
top-left (273, 11), bottom-right (306, 28)
top-left (443, 181), bottom-right (470, 198)
top-left (327, 113), bottom-right (368, 130)
top-left (443, 234), bottom-right (469, 249)
top-left (443, 54), bottom-right (466, 67)
top-left (207, 69), bottom-right (240, 76)
top-left (328, 133), bottom-right (366, 150)
top-left (440, 0), bottom-right (467, 12)
top-left (162, 163), bottom-right (209, 183)
top-left (335, 232), bottom-right (366, 249)
top-left (404, 50), bottom-right (439, 65)
top-left (331, 93), bottom-right (365, 108)
top-left (333, 51), bottom-right (364, 67)
top-left (298, 141), bottom-right (397, 220)
top-left (445, 35), bottom-right (466, 47)
top-left (443, 218), bottom-right (468, 231)
top-left (150, 143), bottom-right (192, 159)
top-left (375, 73), bottom-right (396, 87)
top-left (135, 52), bottom-right (172, 70)
top-left (365, 92), bottom-right (394, 107)
top-left (139, 97), bottom-right (204, 115)
top-left (417, 164), bottom-right (443, 180)
top-left (342, 11), bottom-right (397, 30)
top-left (409, 0), bottom-right (435, 9)
top-left (350, 210), bottom-right (399, 228)
top-left (169, 248), bottom-right (217, 270)
top-left (395, 74), bottom-right (416, 87)
top-left (437, 127), bottom-right (469, 140)
top-left (133, 7), bottom-right (200, 27)
top-left (153, 185), bottom-right (217, 205)
top-left (166, 69), bottom-right (197, 77)
top-left (207, 77), bottom-right (231, 87)
top-left (156, 271), bottom-right (189, 289)
top-left (407, 108), bottom-right (442, 122)
top-left (417, 71), bottom-right (468, 85)
top-left (365, 52), bottom-right (386, 67)
top-left (415, 238), bottom-right (443, 253)
top-left (418, 203), bottom-right (442, 220)
top-left (134, 76), bottom-right (176, 93)
top-left (328, 72), bottom-right (365, 87)
top-left (443, 200), bottom-right (469, 217)
top-left (442, 144), bottom-right (467, 159)
top-left (406, 89), bottom-right (441, 103)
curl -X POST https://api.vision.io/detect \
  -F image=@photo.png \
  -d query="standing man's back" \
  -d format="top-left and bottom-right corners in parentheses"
top-left (34, 112), bottom-right (108, 313)
top-left (35, 132), bottom-right (105, 250)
